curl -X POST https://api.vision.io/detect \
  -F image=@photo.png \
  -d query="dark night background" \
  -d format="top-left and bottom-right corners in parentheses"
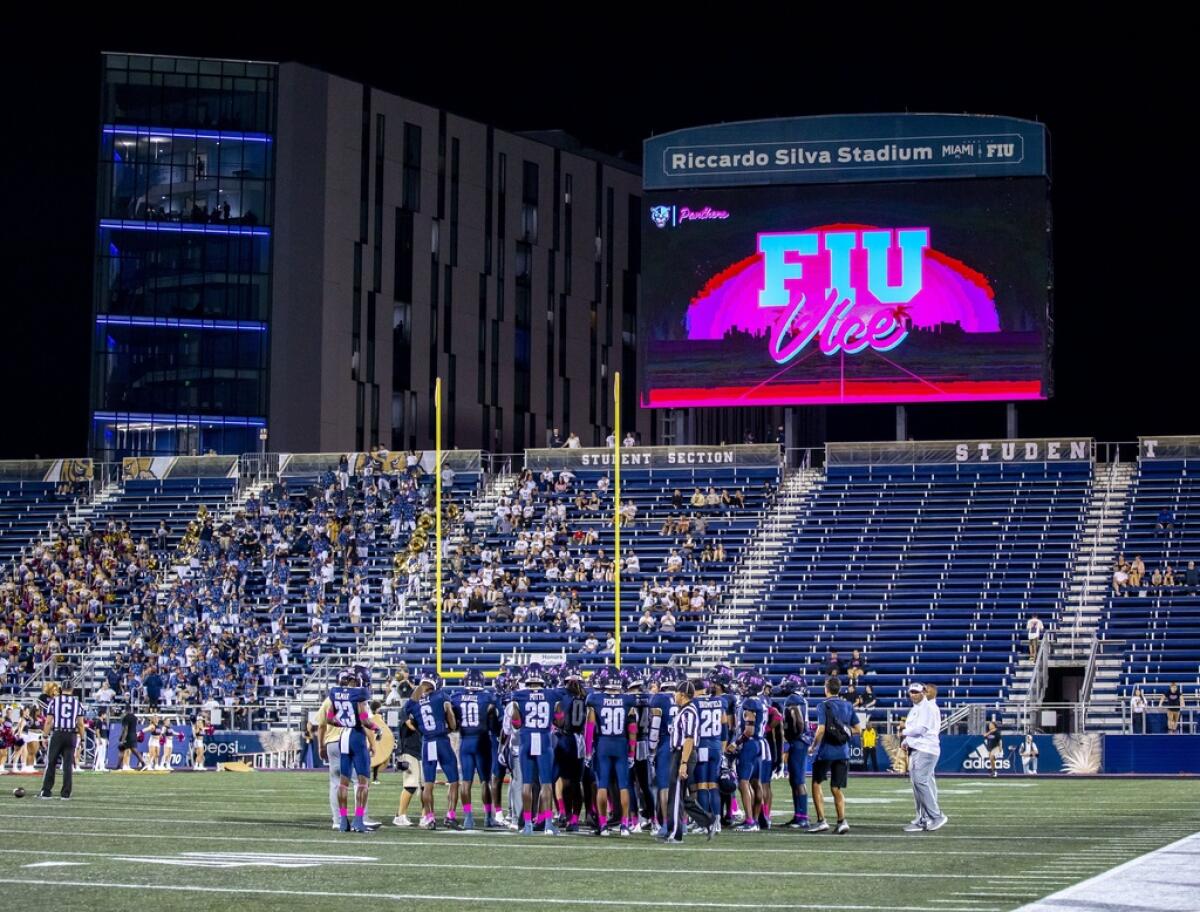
top-left (2, 16), bottom-right (1189, 458)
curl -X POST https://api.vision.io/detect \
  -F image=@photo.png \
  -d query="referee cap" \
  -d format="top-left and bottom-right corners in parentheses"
top-left (908, 682), bottom-right (925, 693)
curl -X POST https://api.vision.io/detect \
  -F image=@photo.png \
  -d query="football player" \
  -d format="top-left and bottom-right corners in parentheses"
top-left (731, 670), bottom-right (768, 832)
top-left (320, 668), bottom-right (382, 833)
top-left (509, 663), bottom-right (561, 835)
top-left (554, 666), bottom-right (588, 832)
top-left (778, 674), bottom-right (812, 828)
top-left (451, 669), bottom-right (497, 829)
top-left (584, 668), bottom-right (637, 836)
top-left (403, 669), bottom-right (461, 829)
top-left (649, 671), bottom-right (680, 835)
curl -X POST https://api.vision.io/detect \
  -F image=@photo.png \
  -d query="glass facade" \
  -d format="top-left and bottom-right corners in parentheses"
top-left (91, 54), bottom-right (276, 460)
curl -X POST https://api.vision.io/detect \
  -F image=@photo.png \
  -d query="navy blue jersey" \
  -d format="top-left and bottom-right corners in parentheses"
top-left (649, 692), bottom-right (679, 748)
top-left (740, 696), bottom-right (767, 740)
top-left (693, 695), bottom-right (727, 744)
top-left (633, 692), bottom-right (652, 744)
top-left (586, 692), bottom-right (635, 742)
top-left (328, 685), bottom-right (371, 730)
top-left (405, 690), bottom-right (454, 738)
top-left (452, 690), bottom-right (495, 736)
top-left (719, 692), bottom-right (738, 740)
top-left (560, 690), bottom-right (589, 735)
top-left (783, 693), bottom-right (811, 744)
top-left (511, 688), bottom-right (559, 734)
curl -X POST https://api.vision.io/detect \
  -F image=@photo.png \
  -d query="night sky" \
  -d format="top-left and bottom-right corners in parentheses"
top-left (3, 17), bottom-right (1189, 459)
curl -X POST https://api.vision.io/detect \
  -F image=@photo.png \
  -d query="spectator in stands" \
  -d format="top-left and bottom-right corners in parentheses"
top-left (671, 490), bottom-right (683, 510)
top-left (705, 487), bottom-right (720, 508)
top-left (733, 490), bottom-right (746, 510)
top-left (659, 609), bottom-right (677, 634)
top-left (602, 634), bottom-right (616, 657)
top-left (824, 651), bottom-right (845, 676)
top-left (847, 649), bottom-right (869, 682)
top-left (620, 500), bottom-right (637, 527)
top-left (690, 488), bottom-right (706, 509)
top-left (1160, 683), bottom-right (1184, 733)
top-left (1150, 567), bottom-right (1164, 588)
top-left (1026, 615), bottom-right (1044, 661)
top-left (1112, 559), bottom-right (1130, 596)
top-left (1131, 687), bottom-right (1148, 733)
top-left (580, 633), bottom-right (599, 655)
top-left (1164, 565), bottom-right (1176, 587)
top-left (565, 432), bottom-right (582, 449)
top-left (550, 428), bottom-right (563, 448)
top-left (638, 607), bottom-right (656, 634)
top-left (1156, 507), bottom-right (1176, 537)
top-left (1184, 560), bottom-right (1199, 594)
top-left (623, 432), bottom-right (635, 448)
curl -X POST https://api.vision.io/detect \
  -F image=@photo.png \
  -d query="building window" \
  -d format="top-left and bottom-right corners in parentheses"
top-left (402, 123), bottom-right (421, 212)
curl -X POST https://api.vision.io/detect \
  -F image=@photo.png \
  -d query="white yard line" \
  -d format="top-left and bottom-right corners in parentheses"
top-left (0, 825), bottom-right (1178, 853)
top-left (0, 878), bottom-right (1000, 911)
top-left (0, 846), bottom-right (1059, 880)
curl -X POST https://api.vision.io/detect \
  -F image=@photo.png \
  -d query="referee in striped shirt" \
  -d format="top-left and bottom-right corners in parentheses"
top-left (659, 680), bottom-right (717, 843)
top-left (39, 683), bottom-right (84, 800)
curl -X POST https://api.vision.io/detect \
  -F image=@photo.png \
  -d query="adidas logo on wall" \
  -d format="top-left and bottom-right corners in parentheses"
top-left (962, 742), bottom-right (1011, 771)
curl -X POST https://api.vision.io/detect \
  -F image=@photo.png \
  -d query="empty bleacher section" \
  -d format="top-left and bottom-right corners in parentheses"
top-left (1091, 437), bottom-right (1200, 732)
top-left (732, 439), bottom-right (1092, 714)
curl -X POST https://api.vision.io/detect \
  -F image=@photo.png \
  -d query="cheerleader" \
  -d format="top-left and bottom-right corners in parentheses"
top-left (191, 716), bottom-right (207, 770)
top-left (145, 715), bottom-right (163, 769)
top-left (156, 717), bottom-right (174, 771)
top-left (20, 707), bottom-right (41, 772)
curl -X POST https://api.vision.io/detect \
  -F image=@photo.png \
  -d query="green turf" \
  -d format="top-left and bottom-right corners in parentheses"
top-left (0, 772), bottom-right (1196, 911)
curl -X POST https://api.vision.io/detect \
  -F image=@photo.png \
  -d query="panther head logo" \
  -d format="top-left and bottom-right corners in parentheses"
top-left (650, 205), bottom-right (673, 229)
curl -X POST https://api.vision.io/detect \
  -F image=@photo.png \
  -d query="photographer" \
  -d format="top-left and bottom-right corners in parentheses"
top-left (392, 702), bottom-right (424, 826)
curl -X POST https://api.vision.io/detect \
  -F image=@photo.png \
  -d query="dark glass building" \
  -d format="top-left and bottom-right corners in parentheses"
top-left (90, 53), bottom-right (650, 459)
top-left (90, 53), bottom-right (276, 460)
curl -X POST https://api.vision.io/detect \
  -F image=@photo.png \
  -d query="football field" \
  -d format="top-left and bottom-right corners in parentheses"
top-left (0, 773), bottom-right (1197, 912)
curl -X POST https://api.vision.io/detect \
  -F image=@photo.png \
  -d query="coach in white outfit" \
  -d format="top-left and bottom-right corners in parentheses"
top-left (902, 682), bottom-right (947, 832)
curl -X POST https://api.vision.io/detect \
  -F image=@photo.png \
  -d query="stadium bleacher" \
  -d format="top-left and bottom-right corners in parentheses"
top-left (1099, 456), bottom-right (1200, 726)
top-left (733, 461), bottom-right (1091, 712)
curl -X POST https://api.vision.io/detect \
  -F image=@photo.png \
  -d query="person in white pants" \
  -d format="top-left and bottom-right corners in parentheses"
top-left (1020, 734), bottom-right (1039, 775)
top-left (902, 683), bottom-right (947, 832)
top-left (318, 698), bottom-right (381, 830)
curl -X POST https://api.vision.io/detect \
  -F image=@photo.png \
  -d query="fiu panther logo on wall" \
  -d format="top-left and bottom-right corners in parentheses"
top-left (650, 205), bottom-right (673, 229)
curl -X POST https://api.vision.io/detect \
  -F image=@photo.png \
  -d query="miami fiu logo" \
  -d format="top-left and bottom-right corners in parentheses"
top-left (759, 228), bottom-right (928, 362)
top-left (650, 205), bottom-right (673, 229)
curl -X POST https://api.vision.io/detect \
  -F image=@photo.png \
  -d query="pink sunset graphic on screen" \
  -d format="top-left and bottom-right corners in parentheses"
top-left (684, 224), bottom-right (1000, 358)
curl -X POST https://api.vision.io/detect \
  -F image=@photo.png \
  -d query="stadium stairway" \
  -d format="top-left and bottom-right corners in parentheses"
top-left (1086, 455), bottom-right (1200, 732)
top-left (1008, 461), bottom-right (1134, 707)
top-left (80, 479), bottom-right (269, 699)
top-left (687, 467), bottom-right (823, 672)
top-left (10, 475), bottom-right (243, 699)
top-left (730, 461), bottom-right (1090, 715)
top-left (288, 470), bottom-right (517, 721)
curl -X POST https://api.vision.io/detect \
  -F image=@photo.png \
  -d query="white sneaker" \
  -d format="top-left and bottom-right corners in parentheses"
top-left (392, 815), bottom-right (412, 827)
top-left (926, 815), bottom-right (948, 831)
top-left (835, 820), bottom-right (850, 835)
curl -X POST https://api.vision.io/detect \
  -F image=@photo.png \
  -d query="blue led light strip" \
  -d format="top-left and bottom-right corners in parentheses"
top-left (103, 125), bottom-right (272, 143)
top-left (92, 411), bottom-right (267, 428)
top-left (99, 219), bottom-right (270, 237)
top-left (96, 315), bottom-right (267, 333)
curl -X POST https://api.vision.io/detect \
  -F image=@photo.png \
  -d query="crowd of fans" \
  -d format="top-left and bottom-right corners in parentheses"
top-left (87, 449), bottom-right (444, 710)
top-left (1, 517), bottom-right (161, 694)
top-left (424, 459), bottom-right (757, 656)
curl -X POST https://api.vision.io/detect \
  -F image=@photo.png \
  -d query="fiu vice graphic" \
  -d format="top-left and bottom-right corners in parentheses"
top-left (681, 223), bottom-right (1001, 365)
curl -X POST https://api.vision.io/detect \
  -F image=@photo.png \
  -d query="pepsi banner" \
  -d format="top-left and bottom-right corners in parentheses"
top-left (640, 177), bottom-right (1052, 408)
top-left (643, 114), bottom-right (1048, 189)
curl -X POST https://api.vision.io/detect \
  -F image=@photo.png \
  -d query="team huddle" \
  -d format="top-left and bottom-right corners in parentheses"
top-left (322, 662), bottom-right (864, 840)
